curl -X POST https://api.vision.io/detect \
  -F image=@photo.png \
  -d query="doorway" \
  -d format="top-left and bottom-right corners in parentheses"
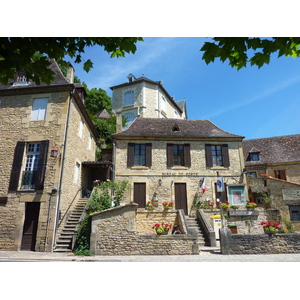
top-left (134, 182), bottom-right (146, 208)
top-left (21, 202), bottom-right (40, 251)
top-left (175, 183), bottom-right (188, 215)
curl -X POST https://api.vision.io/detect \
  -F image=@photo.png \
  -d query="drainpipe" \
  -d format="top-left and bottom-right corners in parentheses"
top-left (51, 88), bottom-right (74, 251)
top-left (112, 140), bottom-right (116, 183)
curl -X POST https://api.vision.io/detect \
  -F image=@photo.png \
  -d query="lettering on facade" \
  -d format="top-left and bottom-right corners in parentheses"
top-left (229, 210), bottom-right (258, 216)
top-left (162, 173), bottom-right (199, 177)
top-left (282, 189), bottom-right (300, 201)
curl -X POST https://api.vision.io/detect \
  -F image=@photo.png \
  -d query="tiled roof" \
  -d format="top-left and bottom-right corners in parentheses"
top-left (243, 134), bottom-right (300, 165)
top-left (0, 58), bottom-right (71, 91)
top-left (112, 118), bottom-right (244, 139)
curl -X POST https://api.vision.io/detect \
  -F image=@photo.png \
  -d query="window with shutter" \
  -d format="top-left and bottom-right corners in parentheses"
top-left (167, 144), bottom-right (190, 167)
top-left (127, 143), bottom-right (152, 167)
top-left (31, 98), bottom-right (48, 120)
top-left (274, 170), bottom-right (286, 180)
top-left (205, 144), bottom-right (230, 167)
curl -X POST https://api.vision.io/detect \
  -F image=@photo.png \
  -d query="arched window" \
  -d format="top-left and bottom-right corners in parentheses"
top-left (124, 91), bottom-right (134, 106)
top-left (123, 112), bottom-right (136, 129)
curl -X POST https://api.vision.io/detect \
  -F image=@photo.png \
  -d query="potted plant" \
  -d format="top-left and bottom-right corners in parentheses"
top-left (230, 205), bottom-right (239, 210)
top-left (246, 200), bottom-right (257, 210)
top-left (221, 201), bottom-right (230, 210)
top-left (261, 221), bottom-right (280, 234)
top-left (152, 223), bottom-right (172, 235)
top-left (146, 201), bottom-right (155, 211)
top-left (93, 179), bottom-right (100, 187)
top-left (162, 201), bottom-right (174, 210)
top-left (203, 199), bottom-right (214, 209)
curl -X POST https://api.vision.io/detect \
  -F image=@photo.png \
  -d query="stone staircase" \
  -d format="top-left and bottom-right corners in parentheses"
top-left (54, 198), bottom-right (88, 252)
top-left (185, 216), bottom-right (209, 249)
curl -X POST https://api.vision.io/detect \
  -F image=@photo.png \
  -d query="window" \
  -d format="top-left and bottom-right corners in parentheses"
top-left (123, 112), bottom-right (135, 129)
top-left (161, 96), bottom-right (166, 112)
top-left (246, 172), bottom-right (257, 178)
top-left (9, 141), bottom-right (49, 191)
top-left (174, 111), bottom-right (179, 118)
top-left (74, 162), bottom-right (80, 183)
top-left (79, 119), bottom-right (84, 138)
top-left (249, 153), bottom-right (259, 161)
top-left (274, 170), bottom-right (286, 180)
top-left (127, 143), bottom-right (152, 167)
top-left (124, 91), bottom-right (134, 106)
top-left (31, 98), bottom-right (48, 120)
top-left (289, 205), bottom-right (300, 221)
top-left (167, 143), bottom-right (191, 167)
top-left (134, 144), bottom-right (146, 166)
top-left (88, 135), bottom-right (93, 150)
top-left (21, 143), bottom-right (40, 189)
top-left (205, 144), bottom-right (230, 167)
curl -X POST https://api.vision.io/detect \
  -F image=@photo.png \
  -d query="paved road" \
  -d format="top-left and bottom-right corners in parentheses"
top-left (1, 247), bottom-right (300, 262)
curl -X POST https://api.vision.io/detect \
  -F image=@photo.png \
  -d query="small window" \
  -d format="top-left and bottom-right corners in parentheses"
top-left (124, 91), bottom-right (134, 106)
top-left (74, 162), bottom-right (80, 183)
top-left (79, 119), bottom-right (84, 138)
top-left (249, 153), bottom-right (259, 161)
top-left (13, 70), bottom-right (29, 86)
top-left (31, 98), bottom-right (48, 120)
top-left (274, 170), bottom-right (286, 180)
top-left (173, 145), bottom-right (184, 166)
top-left (167, 143), bottom-right (191, 167)
top-left (161, 96), bottom-right (166, 112)
top-left (88, 135), bottom-right (93, 150)
top-left (289, 205), bottom-right (300, 221)
top-left (127, 143), bottom-right (152, 167)
top-left (246, 172), bottom-right (257, 178)
top-left (205, 144), bottom-right (230, 167)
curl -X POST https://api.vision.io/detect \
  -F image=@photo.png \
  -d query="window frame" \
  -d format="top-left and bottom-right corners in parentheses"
top-left (167, 143), bottom-right (191, 168)
top-left (289, 205), bottom-right (300, 221)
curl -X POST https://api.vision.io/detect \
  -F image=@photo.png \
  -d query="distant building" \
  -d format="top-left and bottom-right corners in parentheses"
top-left (243, 134), bottom-right (300, 229)
top-left (110, 74), bottom-right (188, 130)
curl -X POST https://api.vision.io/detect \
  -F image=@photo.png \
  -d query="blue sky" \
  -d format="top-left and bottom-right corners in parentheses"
top-left (66, 37), bottom-right (300, 140)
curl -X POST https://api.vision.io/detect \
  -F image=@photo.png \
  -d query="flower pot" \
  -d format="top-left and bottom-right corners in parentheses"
top-left (157, 231), bottom-right (169, 235)
top-left (264, 229), bottom-right (277, 234)
top-left (247, 207), bottom-right (255, 211)
top-left (146, 207), bottom-right (154, 211)
top-left (163, 206), bottom-right (169, 210)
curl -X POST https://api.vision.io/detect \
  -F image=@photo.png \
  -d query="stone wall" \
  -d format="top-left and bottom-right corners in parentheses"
top-left (90, 204), bottom-right (198, 255)
top-left (220, 228), bottom-right (300, 254)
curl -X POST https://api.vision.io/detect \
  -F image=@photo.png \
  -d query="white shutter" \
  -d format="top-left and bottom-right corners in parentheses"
top-left (31, 98), bottom-right (48, 120)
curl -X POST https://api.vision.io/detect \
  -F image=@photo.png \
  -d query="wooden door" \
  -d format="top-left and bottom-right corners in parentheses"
top-left (21, 202), bottom-right (40, 251)
top-left (134, 183), bottom-right (146, 208)
top-left (175, 183), bottom-right (188, 215)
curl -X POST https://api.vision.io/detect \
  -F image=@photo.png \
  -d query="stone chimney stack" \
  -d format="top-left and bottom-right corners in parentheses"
top-left (66, 64), bottom-right (75, 83)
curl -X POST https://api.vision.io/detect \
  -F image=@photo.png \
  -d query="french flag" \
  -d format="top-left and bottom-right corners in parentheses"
top-left (201, 177), bottom-right (206, 193)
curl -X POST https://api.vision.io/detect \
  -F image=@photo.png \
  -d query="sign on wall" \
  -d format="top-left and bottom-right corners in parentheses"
top-left (228, 186), bottom-right (246, 206)
top-left (282, 189), bottom-right (300, 201)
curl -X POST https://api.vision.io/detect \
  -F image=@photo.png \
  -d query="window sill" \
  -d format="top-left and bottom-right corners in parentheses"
top-left (18, 189), bottom-right (35, 192)
top-left (131, 166), bottom-right (149, 170)
top-left (210, 166), bottom-right (227, 170)
top-left (171, 166), bottom-right (189, 170)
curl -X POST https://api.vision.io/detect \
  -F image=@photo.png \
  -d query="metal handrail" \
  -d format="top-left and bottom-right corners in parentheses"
top-left (58, 187), bottom-right (82, 228)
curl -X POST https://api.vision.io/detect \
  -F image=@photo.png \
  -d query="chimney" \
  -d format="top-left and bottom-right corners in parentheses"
top-left (116, 111), bottom-right (123, 133)
top-left (66, 64), bottom-right (75, 83)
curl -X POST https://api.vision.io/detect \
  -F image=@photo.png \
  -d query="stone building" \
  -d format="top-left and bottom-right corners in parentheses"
top-left (0, 59), bottom-right (100, 252)
top-left (112, 118), bottom-right (246, 215)
top-left (110, 74), bottom-right (188, 129)
top-left (243, 134), bottom-right (300, 229)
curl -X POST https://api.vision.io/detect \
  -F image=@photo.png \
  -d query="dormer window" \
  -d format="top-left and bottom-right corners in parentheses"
top-left (249, 153), bottom-right (259, 161)
top-left (13, 70), bottom-right (29, 86)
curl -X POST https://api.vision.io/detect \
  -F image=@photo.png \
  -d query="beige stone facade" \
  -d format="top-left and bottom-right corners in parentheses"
top-left (0, 60), bottom-right (98, 251)
top-left (112, 118), bottom-right (246, 215)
